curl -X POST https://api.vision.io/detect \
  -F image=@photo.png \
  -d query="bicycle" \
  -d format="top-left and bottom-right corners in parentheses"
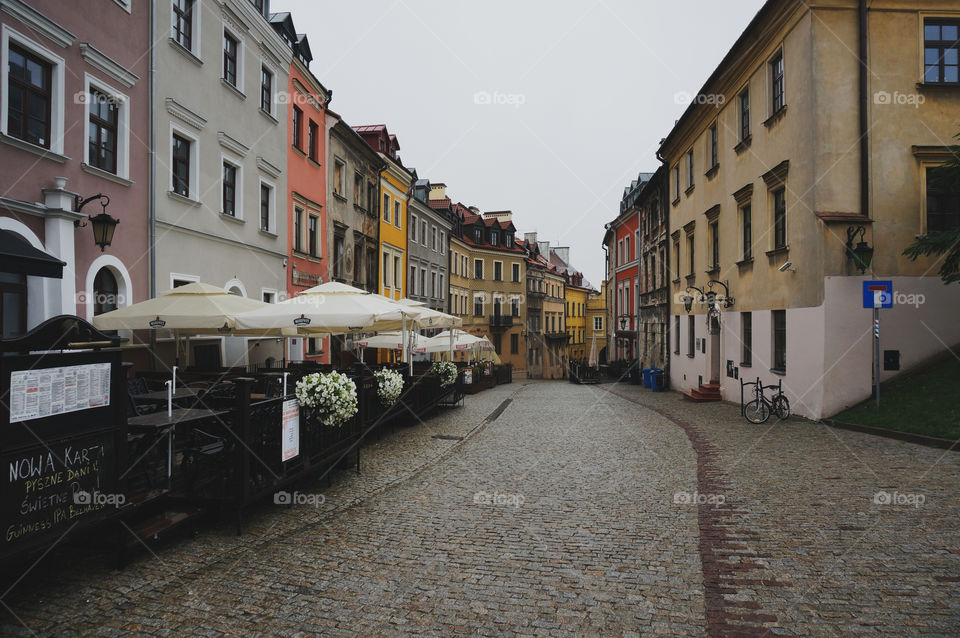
top-left (742, 377), bottom-right (791, 424)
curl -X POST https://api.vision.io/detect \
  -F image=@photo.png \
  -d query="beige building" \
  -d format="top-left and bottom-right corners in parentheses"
top-left (522, 233), bottom-right (567, 379)
top-left (661, 0), bottom-right (960, 418)
top-left (586, 283), bottom-right (607, 364)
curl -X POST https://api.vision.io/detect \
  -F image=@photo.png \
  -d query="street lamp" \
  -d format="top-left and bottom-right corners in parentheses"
top-left (75, 193), bottom-right (119, 252)
top-left (619, 316), bottom-right (627, 330)
top-left (683, 286), bottom-right (705, 313)
top-left (845, 225), bottom-right (874, 274)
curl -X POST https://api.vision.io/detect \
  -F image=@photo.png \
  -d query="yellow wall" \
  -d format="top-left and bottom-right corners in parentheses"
top-left (378, 160), bottom-right (410, 300)
top-left (565, 285), bottom-right (589, 360)
top-left (586, 283), bottom-right (607, 360)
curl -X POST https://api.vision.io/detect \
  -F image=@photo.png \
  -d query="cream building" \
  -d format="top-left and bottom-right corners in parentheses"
top-left (661, 0), bottom-right (960, 418)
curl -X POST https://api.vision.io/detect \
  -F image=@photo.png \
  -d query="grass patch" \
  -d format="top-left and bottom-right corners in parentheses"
top-left (833, 356), bottom-right (960, 440)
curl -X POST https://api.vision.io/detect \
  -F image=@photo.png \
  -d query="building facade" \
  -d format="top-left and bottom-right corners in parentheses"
top-left (564, 276), bottom-right (589, 361)
top-left (610, 174), bottom-right (650, 361)
top-left (154, 0), bottom-right (289, 369)
top-left (586, 282), bottom-right (607, 364)
top-left (522, 233), bottom-right (566, 379)
top-left (635, 166), bottom-right (670, 371)
top-left (355, 124), bottom-right (410, 301)
top-left (271, 12), bottom-right (329, 362)
top-left (408, 179), bottom-right (452, 312)
top-left (661, 0), bottom-right (960, 418)
top-left (0, 0), bottom-right (150, 353)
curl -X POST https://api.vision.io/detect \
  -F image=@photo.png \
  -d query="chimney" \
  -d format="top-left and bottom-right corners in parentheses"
top-left (553, 247), bottom-right (570, 264)
top-left (429, 183), bottom-right (447, 200)
top-left (483, 210), bottom-right (512, 222)
top-left (537, 240), bottom-right (550, 256)
top-left (468, 206), bottom-right (480, 214)
top-left (524, 232), bottom-right (538, 245)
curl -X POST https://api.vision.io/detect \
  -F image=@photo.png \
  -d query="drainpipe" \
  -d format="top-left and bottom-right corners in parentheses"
top-left (148, 0), bottom-right (157, 371)
top-left (859, 0), bottom-right (869, 220)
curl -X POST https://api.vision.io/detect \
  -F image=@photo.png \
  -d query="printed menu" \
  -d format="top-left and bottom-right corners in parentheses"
top-left (9, 363), bottom-right (111, 423)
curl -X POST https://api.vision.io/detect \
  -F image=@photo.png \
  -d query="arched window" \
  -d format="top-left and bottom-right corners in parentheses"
top-left (0, 272), bottom-right (27, 338)
top-left (228, 286), bottom-right (243, 296)
top-left (93, 268), bottom-right (119, 315)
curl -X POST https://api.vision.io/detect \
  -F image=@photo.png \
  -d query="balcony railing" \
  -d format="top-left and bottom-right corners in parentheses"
top-left (489, 315), bottom-right (515, 328)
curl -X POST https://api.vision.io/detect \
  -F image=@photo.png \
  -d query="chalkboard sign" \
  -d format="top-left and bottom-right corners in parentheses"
top-left (2, 431), bottom-right (117, 558)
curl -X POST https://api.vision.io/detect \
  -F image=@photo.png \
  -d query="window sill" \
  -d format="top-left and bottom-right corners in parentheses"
top-left (221, 79), bottom-right (245, 100)
top-left (259, 228), bottom-right (278, 239)
top-left (762, 105), bottom-right (787, 129)
top-left (332, 192), bottom-right (347, 202)
top-left (167, 190), bottom-right (201, 206)
top-left (354, 204), bottom-right (368, 214)
top-left (685, 273), bottom-right (696, 282)
top-left (672, 197), bottom-right (680, 207)
top-left (220, 212), bottom-right (244, 224)
top-left (687, 354), bottom-right (696, 359)
top-left (915, 82), bottom-right (959, 90)
top-left (168, 38), bottom-right (202, 66)
top-left (769, 368), bottom-right (786, 376)
top-left (308, 157), bottom-right (322, 169)
top-left (705, 164), bottom-right (719, 180)
top-left (259, 108), bottom-right (279, 125)
top-left (0, 134), bottom-right (68, 163)
top-left (684, 185), bottom-right (695, 197)
top-left (735, 257), bottom-right (753, 267)
top-left (765, 246), bottom-right (789, 258)
top-left (734, 135), bottom-right (752, 155)
top-left (672, 278), bottom-right (681, 285)
top-left (292, 145), bottom-right (306, 158)
top-left (81, 162), bottom-right (133, 186)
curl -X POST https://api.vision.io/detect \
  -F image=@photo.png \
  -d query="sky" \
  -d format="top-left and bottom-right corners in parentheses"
top-left (281, 0), bottom-right (767, 287)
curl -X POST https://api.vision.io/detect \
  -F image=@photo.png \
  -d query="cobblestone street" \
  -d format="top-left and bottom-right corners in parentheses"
top-left (2, 381), bottom-right (959, 636)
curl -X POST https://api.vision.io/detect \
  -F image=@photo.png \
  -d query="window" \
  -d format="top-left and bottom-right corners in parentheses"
top-left (430, 272), bottom-right (437, 298)
top-left (770, 51), bottom-right (785, 113)
top-left (294, 207), bottom-right (303, 252)
top-left (309, 215), bottom-right (318, 257)
top-left (333, 234), bottom-right (344, 279)
top-left (708, 122), bottom-right (718, 169)
top-left (431, 226), bottom-right (437, 250)
top-left (172, 0), bottom-right (193, 50)
top-left (740, 204), bottom-right (752, 260)
top-left (308, 120), bottom-right (318, 161)
top-left (672, 165), bottom-right (680, 201)
top-left (292, 106), bottom-right (302, 149)
top-left (440, 232), bottom-right (445, 254)
top-left (493, 261), bottom-right (502, 281)
top-left (594, 316), bottom-right (602, 331)
top-left (625, 236), bottom-right (631, 262)
top-left (260, 65), bottom-right (272, 114)
top-left (0, 272), bottom-right (26, 338)
top-left (925, 20), bottom-right (960, 83)
top-left (420, 269), bottom-right (426, 297)
top-left (383, 194), bottom-right (390, 222)
top-left (686, 234), bottom-right (695, 275)
top-left (409, 265), bottom-right (417, 295)
top-left (395, 257), bottom-right (401, 293)
top-left (410, 214), bottom-right (418, 242)
top-left (8, 44), bottom-right (52, 148)
top-left (439, 274), bottom-right (444, 300)
top-left (710, 220), bottom-right (719, 269)
top-left (511, 297), bottom-right (519, 317)
top-left (354, 173), bottom-right (362, 206)
top-left (306, 337), bottom-right (320, 355)
top-left (421, 220), bottom-right (427, 244)
top-left (510, 333), bottom-right (519, 355)
top-left (673, 240), bottom-right (680, 279)
top-left (741, 312), bottom-right (752, 366)
top-left (474, 227), bottom-right (482, 243)
top-left (686, 149), bottom-right (694, 189)
top-left (92, 268), bottom-right (118, 316)
top-left (172, 133), bottom-right (191, 197)
top-left (88, 89), bottom-right (118, 173)
top-left (474, 295), bottom-right (483, 317)
top-left (354, 244), bottom-right (362, 283)
top-left (367, 247), bottom-right (377, 291)
top-left (739, 88), bottom-right (750, 141)
top-left (492, 334), bottom-right (502, 354)
top-left (222, 161), bottom-right (237, 216)
top-left (674, 316), bottom-right (680, 354)
top-left (490, 230), bottom-right (498, 246)
top-left (332, 160), bottom-right (344, 195)
top-left (773, 188), bottom-right (787, 249)
top-left (382, 251), bottom-right (390, 287)
top-left (926, 166), bottom-right (960, 232)
top-left (772, 310), bottom-right (786, 371)
top-left (223, 32), bottom-right (238, 87)
top-left (512, 263), bottom-right (520, 282)
top-left (394, 201), bottom-right (401, 227)
top-left (259, 183), bottom-right (272, 231)
top-left (474, 259), bottom-right (483, 280)
top-left (687, 315), bottom-right (695, 357)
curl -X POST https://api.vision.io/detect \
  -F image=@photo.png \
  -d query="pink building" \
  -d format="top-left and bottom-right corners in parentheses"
top-left (0, 0), bottom-right (149, 343)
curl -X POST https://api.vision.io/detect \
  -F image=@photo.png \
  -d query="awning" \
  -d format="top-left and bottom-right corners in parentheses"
top-left (0, 230), bottom-right (64, 278)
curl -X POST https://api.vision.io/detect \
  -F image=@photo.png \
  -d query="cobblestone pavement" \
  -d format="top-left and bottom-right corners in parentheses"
top-left (2, 380), bottom-right (958, 636)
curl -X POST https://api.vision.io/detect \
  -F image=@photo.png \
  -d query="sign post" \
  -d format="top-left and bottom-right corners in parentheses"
top-left (863, 281), bottom-right (892, 411)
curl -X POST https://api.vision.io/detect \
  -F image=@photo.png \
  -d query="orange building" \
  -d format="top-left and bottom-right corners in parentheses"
top-left (271, 15), bottom-right (330, 362)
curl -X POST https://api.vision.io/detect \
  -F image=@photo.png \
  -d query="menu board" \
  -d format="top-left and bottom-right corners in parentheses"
top-left (281, 399), bottom-right (300, 461)
top-left (8, 363), bottom-right (111, 423)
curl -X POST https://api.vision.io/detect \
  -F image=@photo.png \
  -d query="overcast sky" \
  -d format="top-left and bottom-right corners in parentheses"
top-left (281, 0), bottom-right (766, 286)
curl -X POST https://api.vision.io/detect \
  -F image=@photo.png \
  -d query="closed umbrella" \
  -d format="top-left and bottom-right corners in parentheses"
top-left (588, 333), bottom-right (599, 368)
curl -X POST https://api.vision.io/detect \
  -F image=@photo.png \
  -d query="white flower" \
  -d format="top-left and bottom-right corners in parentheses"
top-left (295, 371), bottom-right (358, 427)
top-left (374, 368), bottom-right (404, 407)
top-left (432, 362), bottom-right (458, 388)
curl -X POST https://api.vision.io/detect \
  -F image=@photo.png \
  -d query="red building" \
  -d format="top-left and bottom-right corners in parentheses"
top-left (270, 13), bottom-right (330, 363)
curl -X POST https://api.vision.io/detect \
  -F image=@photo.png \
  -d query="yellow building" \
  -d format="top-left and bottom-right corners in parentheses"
top-left (521, 233), bottom-right (567, 379)
top-left (354, 125), bottom-right (410, 300)
top-left (586, 282), bottom-right (607, 364)
top-left (565, 279), bottom-right (589, 361)
top-left (660, 0), bottom-right (960, 418)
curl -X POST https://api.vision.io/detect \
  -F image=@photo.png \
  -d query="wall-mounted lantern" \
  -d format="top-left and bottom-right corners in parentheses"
top-left (845, 225), bottom-right (873, 273)
top-left (74, 193), bottom-right (119, 252)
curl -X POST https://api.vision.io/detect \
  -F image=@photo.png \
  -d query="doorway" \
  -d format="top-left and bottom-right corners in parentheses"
top-left (709, 314), bottom-right (721, 383)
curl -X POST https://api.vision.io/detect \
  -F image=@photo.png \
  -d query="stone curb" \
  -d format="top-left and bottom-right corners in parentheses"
top-left (821, 418), bottom-right (960, 451)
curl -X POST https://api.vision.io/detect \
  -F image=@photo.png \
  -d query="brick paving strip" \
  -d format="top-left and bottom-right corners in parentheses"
top-left (610, 388), bottom-right (785, 637)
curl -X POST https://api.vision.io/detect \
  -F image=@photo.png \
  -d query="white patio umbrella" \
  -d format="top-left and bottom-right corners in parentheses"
top-left (420, 330), bottom-right (495, 362)
top-left (355, 331), bottom-right (428, 351)
top-left (396, 299), bottom-right (462, 329)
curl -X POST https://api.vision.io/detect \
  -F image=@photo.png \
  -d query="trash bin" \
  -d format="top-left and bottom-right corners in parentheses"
top-left (642, 368), bottom-right (653, 388)
top-left (651, 369), bottom-right (665, 392)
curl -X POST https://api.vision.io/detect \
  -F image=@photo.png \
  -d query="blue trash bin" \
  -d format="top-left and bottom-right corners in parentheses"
top-left (651, 369), bottom-right (665, 392)
top-left (642, 368), bottom-right (653, 388)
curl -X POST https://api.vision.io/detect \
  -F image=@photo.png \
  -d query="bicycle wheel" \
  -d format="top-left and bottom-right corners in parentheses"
top-left (773, 395), bottom-right (791, 420)
top-left (743, 399), bottom-right (770, 424)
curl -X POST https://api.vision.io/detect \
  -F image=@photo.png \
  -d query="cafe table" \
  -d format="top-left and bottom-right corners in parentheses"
top-left (134, 387), bottom-right (200, 404)
top-left (128, 407), bottom-right (229, 488)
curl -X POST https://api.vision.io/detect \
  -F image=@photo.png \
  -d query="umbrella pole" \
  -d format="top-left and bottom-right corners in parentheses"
top-left (174, 329), bottom-right (180, 367)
